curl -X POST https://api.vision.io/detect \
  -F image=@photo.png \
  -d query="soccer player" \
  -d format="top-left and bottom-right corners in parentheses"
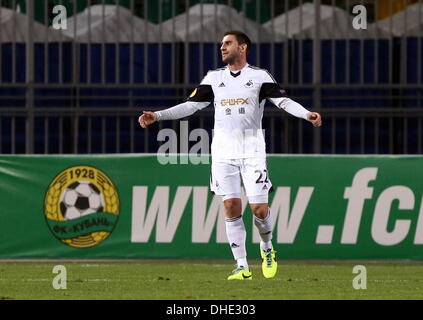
top-left (139, 31), bottom-right (322, 280)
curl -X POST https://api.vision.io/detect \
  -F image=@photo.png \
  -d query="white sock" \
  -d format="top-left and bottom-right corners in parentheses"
top-left (237, 257), bottom-right (248, 269)
top-left (254, 208), bottom-right (273, 251)
top-left (260, 241), bottom-right (273, 252)
top-left (225, 215), bottom-right (248, 269)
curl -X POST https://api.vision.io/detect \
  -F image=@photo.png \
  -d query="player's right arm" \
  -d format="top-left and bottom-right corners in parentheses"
top-left (138, 76), bottom-right (214, 128)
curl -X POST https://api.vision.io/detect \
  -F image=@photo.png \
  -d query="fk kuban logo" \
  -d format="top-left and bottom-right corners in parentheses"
top-left (44, 165), bottom-right (120, 248)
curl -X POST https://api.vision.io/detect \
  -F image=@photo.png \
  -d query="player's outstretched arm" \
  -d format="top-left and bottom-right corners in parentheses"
top-left (138, 111), bottom-right (157, 128)
top-left (138, 83), bottom-right (214, 129)
top-left (273, 97), bottom-right (323, 127)
top-left (138, 75), bottom-right (214, 129)
top-left (307, 112), bottom-right (322, 127)
top-left (260, 71), bottom-right (322, 128)
top-left (138, 100), bottom-right (210, 129)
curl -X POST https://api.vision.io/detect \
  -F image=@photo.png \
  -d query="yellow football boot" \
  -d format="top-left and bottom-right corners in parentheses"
top-left (227, 266), bottom-right (252, 280)
top-left (261, 248), bottom-right (277, 279)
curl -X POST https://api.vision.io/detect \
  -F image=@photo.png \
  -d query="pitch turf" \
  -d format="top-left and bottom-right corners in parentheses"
top-left (1, 260), bottom-right (423, 300)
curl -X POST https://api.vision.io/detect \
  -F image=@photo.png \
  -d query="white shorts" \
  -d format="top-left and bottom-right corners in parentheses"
top-left (210, 157), bottom-right (273, 204)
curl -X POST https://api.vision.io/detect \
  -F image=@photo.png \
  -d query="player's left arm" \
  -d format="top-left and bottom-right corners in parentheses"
top-left (306, 111), bottom-right (322, 127)
top-left (259, 73), bottom-right (322, 127)
top-left (276, 97), bottom-right (322, 127)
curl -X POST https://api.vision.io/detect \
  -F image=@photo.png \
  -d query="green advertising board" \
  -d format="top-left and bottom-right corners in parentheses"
top-left (0, 154), bottom-right (422, 259)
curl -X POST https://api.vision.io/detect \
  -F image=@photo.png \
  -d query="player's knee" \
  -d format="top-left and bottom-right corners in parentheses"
top-left (250, 204), bottom-right (268, 219)
top-left (224, 198), bottom-right (241, 215)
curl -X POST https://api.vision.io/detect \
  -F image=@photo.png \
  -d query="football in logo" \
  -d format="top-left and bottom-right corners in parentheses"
top-left (60, 181), bottom-right (104, 220)
top-left (44, 165), bottom-right (119, 248)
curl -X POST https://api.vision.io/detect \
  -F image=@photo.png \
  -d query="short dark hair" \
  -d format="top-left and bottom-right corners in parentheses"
top-left (223, 30), bottom-right (251, 56)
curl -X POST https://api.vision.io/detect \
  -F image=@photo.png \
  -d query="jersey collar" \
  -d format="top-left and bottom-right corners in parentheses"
top-left (228, 63), bottom-right (249, 78)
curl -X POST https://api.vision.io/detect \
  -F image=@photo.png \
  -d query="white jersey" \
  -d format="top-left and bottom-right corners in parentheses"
top-left (155, 63), bottom-right (310, 160)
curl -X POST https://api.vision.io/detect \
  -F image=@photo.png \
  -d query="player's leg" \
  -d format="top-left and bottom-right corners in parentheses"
top-left (250, 202), bottom-right (273, 252)
top-left (241, 158), bottom-right (277, 279)
top-left (223, 197), bottom-right (245, 266)
top-left (224, 196), bottom-right (251, 280)
top-left (210, 160), bottom-right (251, 280)
top-left (250, 202), bottom-right (277, 278)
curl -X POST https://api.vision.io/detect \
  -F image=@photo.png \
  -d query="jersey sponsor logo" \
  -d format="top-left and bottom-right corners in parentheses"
top-left (220, 98), bottom-right (249, 106)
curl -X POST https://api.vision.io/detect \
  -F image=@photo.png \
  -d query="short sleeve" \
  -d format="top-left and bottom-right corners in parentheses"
top-left (200, 71), bottom-right (214, 85)
top-left (261, 69), bottom-right (278, 84)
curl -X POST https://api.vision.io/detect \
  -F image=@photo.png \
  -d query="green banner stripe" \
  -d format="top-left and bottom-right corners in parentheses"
top-left (46, 212), bottom-right (118, 239)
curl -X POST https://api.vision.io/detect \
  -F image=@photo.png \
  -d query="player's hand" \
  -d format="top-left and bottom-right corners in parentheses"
top-left (307, 112), bottom-right (322, 127)
top-left (138, 111), bottom-right (157, 128)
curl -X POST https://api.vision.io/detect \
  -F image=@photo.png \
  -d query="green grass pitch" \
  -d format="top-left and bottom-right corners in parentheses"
top-left (1, 260), bottom-right (423, 300)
